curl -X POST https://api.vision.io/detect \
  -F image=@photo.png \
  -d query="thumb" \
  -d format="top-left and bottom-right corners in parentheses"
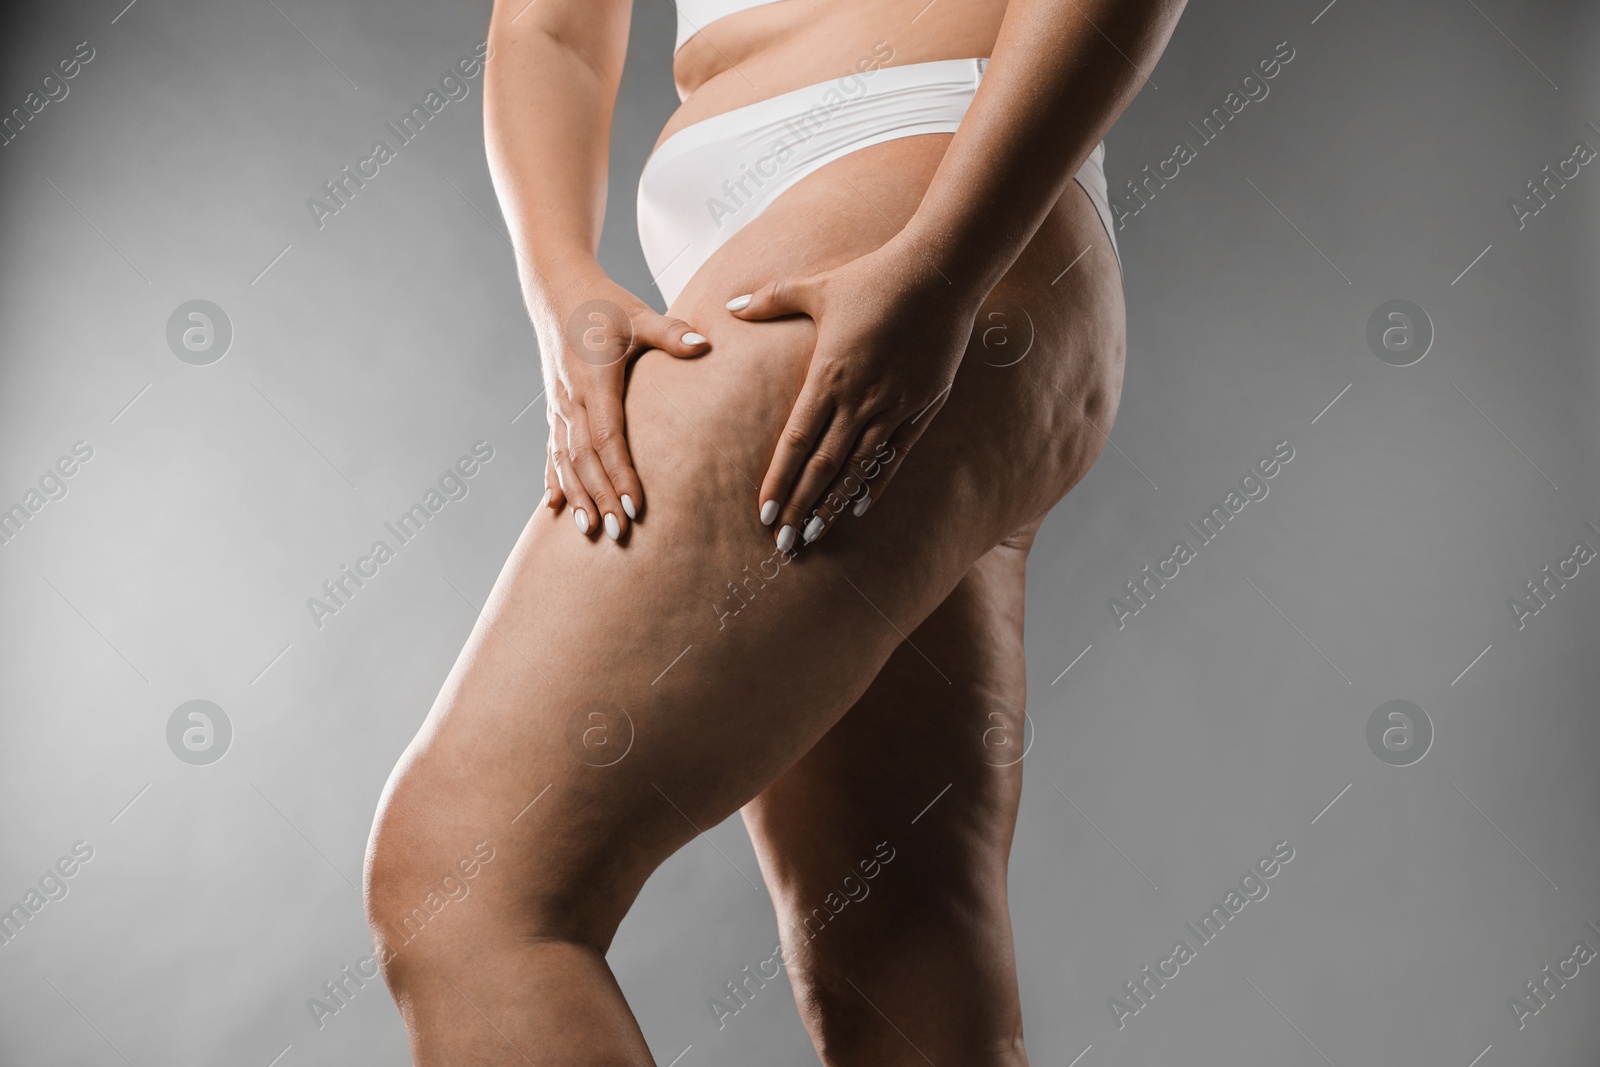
top-left (726, 275), bottom-right (821, 321)
top-left (631, 311), bottom-right (710, 358)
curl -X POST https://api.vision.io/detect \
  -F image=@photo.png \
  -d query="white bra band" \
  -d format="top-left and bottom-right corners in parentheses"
top-left (674, 0), bottom-right (787, 53)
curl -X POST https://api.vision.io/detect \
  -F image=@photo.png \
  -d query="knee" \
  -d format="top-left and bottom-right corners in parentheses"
top-left (363, 765), bottom-right (634, 987)
top-left (361, 783), bottom-right (505, 987)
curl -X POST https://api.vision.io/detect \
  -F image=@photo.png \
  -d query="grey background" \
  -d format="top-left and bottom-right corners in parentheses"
top-left (2, 0), bottom-right (1597, 1064)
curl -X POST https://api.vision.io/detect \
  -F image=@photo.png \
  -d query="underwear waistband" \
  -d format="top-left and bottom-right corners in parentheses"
top-left (637, 57), bottom-right (1118, 306)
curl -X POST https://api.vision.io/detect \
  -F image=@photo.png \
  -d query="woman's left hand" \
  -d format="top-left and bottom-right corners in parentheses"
top-left (726, 236), bottom-right (983, 551)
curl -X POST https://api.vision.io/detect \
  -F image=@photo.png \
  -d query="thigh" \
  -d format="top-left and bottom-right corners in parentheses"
top-left (365, 134), bottom-right (1123, 957)
top-left (740, 519), bottom-right (1040, 1058)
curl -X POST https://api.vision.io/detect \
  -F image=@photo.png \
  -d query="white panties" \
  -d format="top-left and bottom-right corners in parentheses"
top-left (637, 57), bottom-right (1119, 307)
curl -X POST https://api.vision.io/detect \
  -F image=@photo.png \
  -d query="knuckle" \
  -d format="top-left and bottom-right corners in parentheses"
top-left (808, 447), bottom-right (841, 472)
top-left (814, 359), bottom-right (846, 385)
top-left (782, 425), bottom-right (814, 451)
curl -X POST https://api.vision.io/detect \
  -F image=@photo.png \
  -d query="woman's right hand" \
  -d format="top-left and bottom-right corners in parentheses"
top-left (527, 267), bottom-right (709, 541)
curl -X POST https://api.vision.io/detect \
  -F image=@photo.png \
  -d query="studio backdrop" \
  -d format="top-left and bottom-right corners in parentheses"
top-left (1, 0), bottom-right (1597, 1065)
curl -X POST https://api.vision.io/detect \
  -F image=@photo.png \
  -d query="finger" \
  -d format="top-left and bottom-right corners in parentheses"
top-left (542, 441), bottom-right (565, 512)
top-left (630, 311), bottom-right (709, 359)
top-left (804, 421), bottom-right (898, 544)
top-left (584, 381), bottom-right (643, 526)
top-left (758, 386), bottom-right (835, 543)
top-left (550, 413), bottom-right (599, 538)
top-left (563, 404), bottom-right (629, 542)
top-left (725, 275), bottom-right (820, 321)
top-left (776, 413), bottom-right (861, 551)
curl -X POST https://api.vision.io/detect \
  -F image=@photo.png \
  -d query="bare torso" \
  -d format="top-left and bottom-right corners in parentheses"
top-left (666, 0), bottom-right (1014, 140)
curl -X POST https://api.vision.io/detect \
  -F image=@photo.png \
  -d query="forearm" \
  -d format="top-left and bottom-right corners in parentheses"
top-left (901, 0), bottom-right (1186, 300)
top-left (484, 1), bottom-right (632, 301)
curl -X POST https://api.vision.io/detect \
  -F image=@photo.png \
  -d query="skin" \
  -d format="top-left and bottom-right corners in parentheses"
top-left (365, 0), bottom-right (1185, 1063)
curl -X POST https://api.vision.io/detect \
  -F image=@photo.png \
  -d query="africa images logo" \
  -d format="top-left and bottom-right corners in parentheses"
top-left (305, 441), bottom-right (495, 629)
top-left (0, 41), bottom-right (95, 149)
top-left (305, 41), bottom-right (491, 230)
top-left (1108, 841), bottom-right (1295, 1030)
top-left (1107, 441), bottom-right (1295, 630)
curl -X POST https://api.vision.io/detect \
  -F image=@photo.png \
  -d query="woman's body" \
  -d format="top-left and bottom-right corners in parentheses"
top-left (364, 1), bottom-right (1184, 1063)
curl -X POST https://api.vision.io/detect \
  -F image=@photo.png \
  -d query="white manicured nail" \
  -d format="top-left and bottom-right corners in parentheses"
top-left (725, 294), bottom-right (751, 311)
top-left (803, 516), bottom-right (824, 544)
top-left (539, 488), bottom-right (551, 509)
top-left (604, 513), bottom-right (621, 541)
top-left (621, 494), bottom-right (637, 519)
top-left (682, 332), bottom-right (707, 346)
top-left (760, 499), bottom-right (778, 525)
top-left (852, 492), bottom-right (872, 517)
top-left (776, 524), bottom-right (797, 553)
top-left (574, 509), bottom-right (590, 534)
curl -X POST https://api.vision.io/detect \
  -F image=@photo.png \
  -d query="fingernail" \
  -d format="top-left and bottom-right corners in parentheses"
top-left (803, 516), bottom-right (824, 544)
top-left (574, 509), bottom-right (590, 534)
top-left (621, 494), bottom-right (637, 520)
top-left (776, 524), bottom-right (797, 553)
top-left (852, 492), bottom-right (872, 517)
top-left (604, 513), bottom-right (621, 541)
top-left (760, 499), bottom-right (778, 525)
top-left (682, 332), bottom-right (707, 346)
top-left (725, 294), bottom-right (751, 311)
top-left (539, 488), bottom-right (551, 509)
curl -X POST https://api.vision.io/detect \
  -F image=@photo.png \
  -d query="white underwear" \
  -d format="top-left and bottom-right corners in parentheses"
top-left (636, 57), bottom-right (1120, 307)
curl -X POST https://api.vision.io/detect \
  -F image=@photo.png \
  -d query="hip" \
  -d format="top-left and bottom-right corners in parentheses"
top-left (632, 128), bottom-right (1126, 542)
top-left (638, 55), bottom-right (1118, 307)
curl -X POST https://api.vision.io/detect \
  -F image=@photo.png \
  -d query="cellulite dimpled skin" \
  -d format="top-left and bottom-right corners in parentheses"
top-left (0, 1), bottom-right (1598, 1065)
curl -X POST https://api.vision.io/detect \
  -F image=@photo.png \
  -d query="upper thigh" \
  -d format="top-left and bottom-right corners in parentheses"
top-left (366, 136), bottom-right (1120, 951)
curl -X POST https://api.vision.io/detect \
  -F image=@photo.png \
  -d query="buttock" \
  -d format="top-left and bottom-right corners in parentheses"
top-left (629, 127), bottom-right (1125, 580)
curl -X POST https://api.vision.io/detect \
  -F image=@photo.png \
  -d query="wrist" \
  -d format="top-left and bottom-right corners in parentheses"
top-left (519, 251), bottom-right (618, 337)
top-left (880, 222), bottom-right (994, 317)
top-left (519, 244), bottom-right (609, 302)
